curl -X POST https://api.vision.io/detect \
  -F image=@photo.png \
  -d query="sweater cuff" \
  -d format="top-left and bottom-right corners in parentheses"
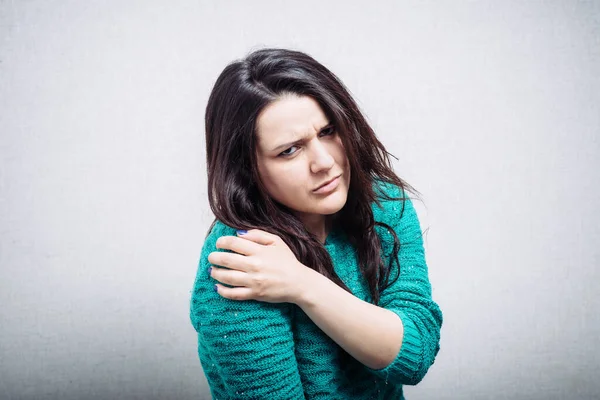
top-left (366, 308), bottom-right (423, 382)
top-left (394, 309), bottom-right (424, 376)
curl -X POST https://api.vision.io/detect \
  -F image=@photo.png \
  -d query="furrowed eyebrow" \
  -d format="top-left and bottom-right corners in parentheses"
top-left (271, 122), bottom-right (334, 152)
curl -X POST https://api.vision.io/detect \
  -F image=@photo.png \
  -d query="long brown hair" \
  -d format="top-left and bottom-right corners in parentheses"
top-left (204, 47), bottom-right (421, 307)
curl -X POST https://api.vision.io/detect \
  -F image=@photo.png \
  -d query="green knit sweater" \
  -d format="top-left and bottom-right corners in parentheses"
top-left (190, 181), bottom-right (443, 399)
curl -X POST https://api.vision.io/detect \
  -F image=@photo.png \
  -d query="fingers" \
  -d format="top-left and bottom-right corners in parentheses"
top-left (210, 266), bottom-right (248, 288)
top-left (214, 284), bottom-right (253, 301)
top-left (213, 230), bottom-right (281, 255)
top-left (215, 235), bottom-right (260, 256)
top-left (237, 229), bottom-right (280, 246)
top-left (207, 251), bottom-right (249, 271)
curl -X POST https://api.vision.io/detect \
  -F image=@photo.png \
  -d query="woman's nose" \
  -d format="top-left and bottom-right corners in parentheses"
top-left (309, 142), bottom-right (335, 173)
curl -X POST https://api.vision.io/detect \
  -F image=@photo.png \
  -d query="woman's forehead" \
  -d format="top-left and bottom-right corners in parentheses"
top-left (255, 96), bottom-right (329, 149)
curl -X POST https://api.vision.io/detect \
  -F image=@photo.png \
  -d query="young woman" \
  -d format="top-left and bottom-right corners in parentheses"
top-left (190, 48), bottom-right (443, 399)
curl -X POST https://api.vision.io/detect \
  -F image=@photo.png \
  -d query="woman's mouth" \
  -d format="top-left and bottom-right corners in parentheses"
top-left (313, 175), bottom-right (341, 194)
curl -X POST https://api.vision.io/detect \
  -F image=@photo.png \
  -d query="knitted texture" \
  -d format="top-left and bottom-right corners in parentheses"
top-left (190, 181), bottom-right (443, 399)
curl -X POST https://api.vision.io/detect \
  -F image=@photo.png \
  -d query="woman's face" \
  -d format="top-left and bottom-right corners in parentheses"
top-left (255, 95), bottom-right (351, 224)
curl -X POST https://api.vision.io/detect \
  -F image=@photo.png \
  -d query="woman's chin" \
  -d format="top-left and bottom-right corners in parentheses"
top-left (314, 192), bottom-right (348, 215)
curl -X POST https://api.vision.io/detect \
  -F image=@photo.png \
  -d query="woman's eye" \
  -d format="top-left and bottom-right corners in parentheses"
top-left (320, 126), bottom-right (335, 136)
top-left (279, 146), bottom-right (298, 157)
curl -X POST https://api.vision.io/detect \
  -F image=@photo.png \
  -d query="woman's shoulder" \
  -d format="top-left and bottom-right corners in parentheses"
top-left (370, 179), bottom-right (423, 250)
top-left (202, 219), bottom-right (238, 251)
top-left (371, 179), bottom-right (407, 224)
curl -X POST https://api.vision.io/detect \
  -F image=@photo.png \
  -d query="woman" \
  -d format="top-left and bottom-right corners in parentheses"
top-left (190, 48), bottom-right (443, 399)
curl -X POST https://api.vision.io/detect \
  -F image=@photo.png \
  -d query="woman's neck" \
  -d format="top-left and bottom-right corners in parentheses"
top-left (296, 213), bottom-right (333, 244)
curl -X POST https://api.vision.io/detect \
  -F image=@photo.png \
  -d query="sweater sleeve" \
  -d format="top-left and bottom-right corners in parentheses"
top-left (365, 188), bottom-right (443, 386)
top-left (190, 222), bottom-right (305, 399)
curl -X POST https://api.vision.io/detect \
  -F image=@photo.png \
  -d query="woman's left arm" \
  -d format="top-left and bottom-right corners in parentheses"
top-left (295, 195), bottom-right (443, 385)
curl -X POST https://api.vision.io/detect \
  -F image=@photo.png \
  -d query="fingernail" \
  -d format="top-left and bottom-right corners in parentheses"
top-left (236, 230), bottom-right (247, 235)
top-left (213, 284), bottom-right (218, 292)
top-left (208, 266), bottom-right (212, 276)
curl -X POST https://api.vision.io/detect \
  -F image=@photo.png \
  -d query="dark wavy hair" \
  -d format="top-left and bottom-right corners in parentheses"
top-left (204, 47), bottom-right (421, 308)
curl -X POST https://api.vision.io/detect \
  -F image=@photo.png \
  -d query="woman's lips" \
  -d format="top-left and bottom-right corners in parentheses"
top-left (313, 175), bottom-right (341, 194)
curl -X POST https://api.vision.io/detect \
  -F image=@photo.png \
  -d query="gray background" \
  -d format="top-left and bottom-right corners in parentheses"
top-left (1, 1), bottom-right (599, 399)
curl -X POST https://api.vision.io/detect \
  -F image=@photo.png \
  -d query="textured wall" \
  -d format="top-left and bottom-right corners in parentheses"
top-left (1, 1), bottom-right (599, 399)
